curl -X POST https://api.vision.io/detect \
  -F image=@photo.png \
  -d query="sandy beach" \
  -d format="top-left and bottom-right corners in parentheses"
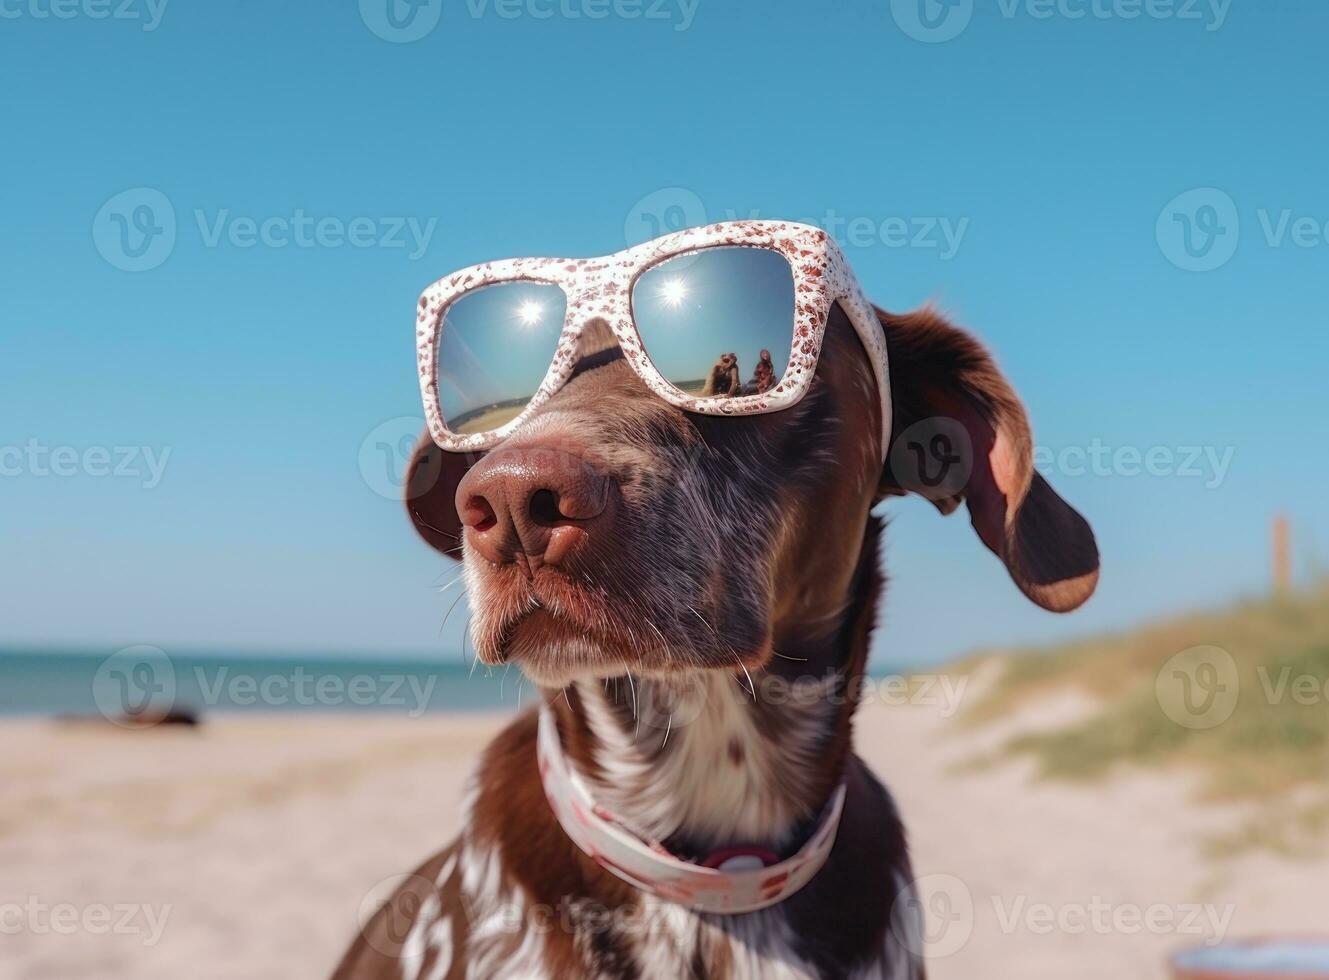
top-left (4, 673), bottom-right (1325, 979)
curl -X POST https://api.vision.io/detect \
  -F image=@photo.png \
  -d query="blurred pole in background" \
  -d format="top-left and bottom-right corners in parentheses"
top-left (1273, 513), bottom-right (1291, 594)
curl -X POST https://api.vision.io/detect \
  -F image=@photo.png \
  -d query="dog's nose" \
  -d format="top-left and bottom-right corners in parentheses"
top-left (455, 446), bottom-right (613, 574)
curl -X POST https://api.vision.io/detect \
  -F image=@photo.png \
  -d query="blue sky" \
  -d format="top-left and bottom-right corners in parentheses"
top-left (2, 0), bottom-right (1325, 668)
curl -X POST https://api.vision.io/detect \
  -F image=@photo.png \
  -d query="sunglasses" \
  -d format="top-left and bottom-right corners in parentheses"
top-left (416, 220), bottom-right (891, 455)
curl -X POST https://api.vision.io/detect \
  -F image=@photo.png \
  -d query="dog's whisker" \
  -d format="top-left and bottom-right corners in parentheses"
top-left (660, 711), bottom-right (673, 749)
top-left (463, 618), bottom-right (486, 677)
top-left (409, 507), bottom-right (462, 542)
top-left (433, 570), bottom-right (467, 593)
top-left (441, 588), bottom-right (469, 633)
top-left (625, 669), bottom-right (640, 740)
top-left (736, 659), bottom-right (757, 701)
top-left (686, 605), bottom-right (719, 640)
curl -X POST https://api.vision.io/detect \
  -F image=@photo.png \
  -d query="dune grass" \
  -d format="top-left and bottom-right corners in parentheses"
top-left (960, 580), bottom-right (1329, 804)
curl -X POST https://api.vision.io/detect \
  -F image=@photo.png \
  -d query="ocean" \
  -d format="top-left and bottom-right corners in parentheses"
top-left (0, 648), bottom-right (927, 720)
top-left (0, 649), bottom-right (524, 719)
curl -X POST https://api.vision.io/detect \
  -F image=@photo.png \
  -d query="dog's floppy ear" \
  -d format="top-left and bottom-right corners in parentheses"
top-left (403, 432), bottom-right (478, 560)
top-left (877, 306), bottom-right (1099, 613)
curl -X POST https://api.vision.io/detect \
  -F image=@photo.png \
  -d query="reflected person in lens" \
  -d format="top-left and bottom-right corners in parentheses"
top-left (702, 352), bottom-right (742, 397)
top-left (750, 348), bottom-right (775, 394)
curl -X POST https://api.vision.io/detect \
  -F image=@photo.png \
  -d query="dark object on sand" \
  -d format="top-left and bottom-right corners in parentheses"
top-left (122, 706), bottom-right (201, 727)
top-left (57, 706), bottom-right (202, 728)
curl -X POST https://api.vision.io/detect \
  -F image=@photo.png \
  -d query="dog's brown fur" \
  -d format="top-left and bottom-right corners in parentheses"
top-left (334, 300), bottom-right (1098, 979)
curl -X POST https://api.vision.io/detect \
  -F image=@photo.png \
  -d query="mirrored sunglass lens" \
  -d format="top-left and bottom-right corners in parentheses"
top-left (631, 247), bottom-right (795, 401)
top-left (436, 282), bottom-right (567, 435)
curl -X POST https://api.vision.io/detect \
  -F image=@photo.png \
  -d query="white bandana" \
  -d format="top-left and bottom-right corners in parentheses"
top-left (536, 704), bottom-right (846, 914)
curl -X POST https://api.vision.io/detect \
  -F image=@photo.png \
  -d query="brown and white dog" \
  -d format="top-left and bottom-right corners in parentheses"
top-left (333, 301), bottom-right (1099, 979)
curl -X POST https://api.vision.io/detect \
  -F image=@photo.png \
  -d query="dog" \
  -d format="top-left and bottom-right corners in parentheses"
top-left (333, 296), bottom-right (1098, 979)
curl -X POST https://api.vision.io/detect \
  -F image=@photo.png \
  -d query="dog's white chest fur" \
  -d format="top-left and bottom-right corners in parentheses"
top-left (574, 671), bottom-right (836, 849)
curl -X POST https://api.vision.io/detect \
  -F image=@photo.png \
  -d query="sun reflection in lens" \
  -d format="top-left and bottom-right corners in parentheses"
top-left (516, 300), bottom-right (543, 326)
top-left (659, 278), bottom-right (687, 309)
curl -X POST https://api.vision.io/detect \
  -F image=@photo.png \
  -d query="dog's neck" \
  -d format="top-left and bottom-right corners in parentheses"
top-left (548, 520), bottom-right (881, 856)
